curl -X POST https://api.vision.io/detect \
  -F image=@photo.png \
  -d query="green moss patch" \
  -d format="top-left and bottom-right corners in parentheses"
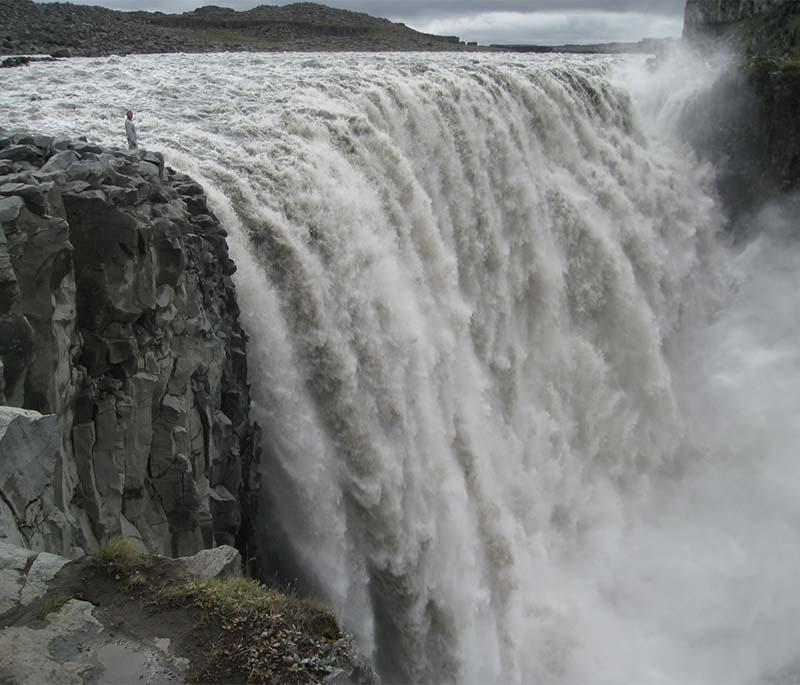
top-left (93, 537), bottom-right (150, 577)
top-left (36, 593), bottom-right (74, 620)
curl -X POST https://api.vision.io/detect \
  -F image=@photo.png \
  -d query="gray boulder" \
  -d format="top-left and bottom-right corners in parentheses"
top-left (0, 408), bottom-right (69, 553)
top-left (176, 544), bottom-right (242, 579)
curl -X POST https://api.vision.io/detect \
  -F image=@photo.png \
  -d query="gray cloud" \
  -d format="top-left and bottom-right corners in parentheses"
top-left (35, 0), bottom-right (686, 44)
top-left (409, 11), bottom-right (683, 44)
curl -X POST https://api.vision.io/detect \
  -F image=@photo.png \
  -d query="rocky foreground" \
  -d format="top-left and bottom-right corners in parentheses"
top-left (0, 540), bottom-right (371, 683)
top-left (0, 0), bottom-right (469, 56)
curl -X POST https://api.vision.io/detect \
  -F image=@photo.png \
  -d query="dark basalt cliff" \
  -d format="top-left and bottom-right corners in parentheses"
top-left (682, 0), bottom-right (800, 222)
top-left (684, 0), bottom-right (800, 37)
top-left (0, 129), bottom-right (260, 563)
top-left (0, 0), bottom-right (467, 56)
top-left (681, 60), bottom-right (800, 217)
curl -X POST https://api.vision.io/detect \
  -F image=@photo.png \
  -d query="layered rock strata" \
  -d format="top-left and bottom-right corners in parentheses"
top-left (0, 129), bottom-right (260, 560)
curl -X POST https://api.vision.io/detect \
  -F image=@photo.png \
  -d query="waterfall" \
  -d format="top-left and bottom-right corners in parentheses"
top-left (3, 51), bottom-right (798, 685)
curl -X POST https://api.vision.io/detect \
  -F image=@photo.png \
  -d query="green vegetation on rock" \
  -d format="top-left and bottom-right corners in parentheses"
top-left (35, 592), bottom-right (73, 620)
top-left (94, 537), bottom-right (149, 576)
top-left (156, 576), bottom-right (360, 684)
top-left (81, 540), bottom-right (372, 684)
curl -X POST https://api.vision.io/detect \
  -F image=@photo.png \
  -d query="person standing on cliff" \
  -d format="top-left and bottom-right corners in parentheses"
top-left (125, 110), bottom-right (138, 150)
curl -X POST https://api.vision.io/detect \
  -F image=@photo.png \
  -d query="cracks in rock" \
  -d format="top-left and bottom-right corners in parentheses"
top-left (0, 136), bottom-right (256, 562)
top-left (0, 487), bottom-right (31, 547)
top-left (117, 241), bottom-right (134, 259)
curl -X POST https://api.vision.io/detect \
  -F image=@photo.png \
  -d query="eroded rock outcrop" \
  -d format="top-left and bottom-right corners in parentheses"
top-left (0, 129), bottom-right (260, 560)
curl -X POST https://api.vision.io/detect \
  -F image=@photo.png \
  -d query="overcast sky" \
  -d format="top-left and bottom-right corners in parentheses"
top-left (36, 0), bottom-right (687, 44)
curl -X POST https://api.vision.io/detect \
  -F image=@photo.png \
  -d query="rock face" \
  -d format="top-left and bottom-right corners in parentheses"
top-left (681, 1), bottom-right (800, 219)
top-left (0, 542), bottom-right (66, 615)
top-left (680, 63), bottom-right (800, 218)
top-left (0, 128), bottom-right (260, 560)
top-left (685, 0), bottom-right (798, 34)
top-left (0, 408), bottom-right (65, 552)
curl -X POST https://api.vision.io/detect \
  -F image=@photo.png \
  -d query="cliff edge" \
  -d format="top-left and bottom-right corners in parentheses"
top-left (0, 129), bottom-right (260, 562)
top-left (681, 0), bottom-right (800, 221)
top-left (0, 540), bottom-right (372, 684)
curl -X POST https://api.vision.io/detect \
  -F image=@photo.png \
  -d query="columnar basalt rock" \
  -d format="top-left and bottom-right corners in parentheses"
top-left (0, 128), bottom-right (260, 560)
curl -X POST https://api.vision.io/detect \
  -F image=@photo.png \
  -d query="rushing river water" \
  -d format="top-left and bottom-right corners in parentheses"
top-left (2, 51), bottom-right (799, 685)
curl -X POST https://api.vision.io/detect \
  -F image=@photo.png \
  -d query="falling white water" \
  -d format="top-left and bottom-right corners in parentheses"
top-left (2, 51), bottom-right (799, 685)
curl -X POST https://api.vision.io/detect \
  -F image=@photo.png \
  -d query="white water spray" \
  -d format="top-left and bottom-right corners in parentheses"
top-left (2, 51), bottom-right (798, 685)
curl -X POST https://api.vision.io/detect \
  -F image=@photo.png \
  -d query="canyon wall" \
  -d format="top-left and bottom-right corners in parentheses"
top-left (0, 129), bottom-right (260, 561)
top-left (684, 0), bottom-right (800, 37)
top-left (681, 0), bottom-right (800, 223)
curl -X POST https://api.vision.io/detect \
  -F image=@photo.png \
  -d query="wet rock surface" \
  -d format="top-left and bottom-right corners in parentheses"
top-left (0, 542), bottom-right (232, 684)
top-left (0, 127), bottom-right (260, 562)
top-left (681, 1), bottom-right (800, 222)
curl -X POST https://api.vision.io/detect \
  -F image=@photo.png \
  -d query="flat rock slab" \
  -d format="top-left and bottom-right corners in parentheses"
top-left (0, 542), bottom-right (189, 683)
top-left (0, 599), bottom-right (103, 684)
top-left (0, 543), bottom-right (68, 615)
top-left (0, 600), bottom-right (185, 685)
top-left (0, 543), bottom-right (36, 616)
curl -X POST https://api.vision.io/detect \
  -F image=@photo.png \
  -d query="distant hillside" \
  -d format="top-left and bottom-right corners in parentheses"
top-left (489, 38), bottom-right (673, 55)
top-left (0, 0), bottom-right (470, 56)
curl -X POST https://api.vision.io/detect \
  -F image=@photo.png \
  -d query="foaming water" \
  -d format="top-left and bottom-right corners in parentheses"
top-left (2, 51), bottom-right (798, 684)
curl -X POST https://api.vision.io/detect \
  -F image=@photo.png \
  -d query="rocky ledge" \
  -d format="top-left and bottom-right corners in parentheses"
top-left (0, 540), bottom-right (371, 683)
top-left (0, 128), bottom-right (260, 563)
